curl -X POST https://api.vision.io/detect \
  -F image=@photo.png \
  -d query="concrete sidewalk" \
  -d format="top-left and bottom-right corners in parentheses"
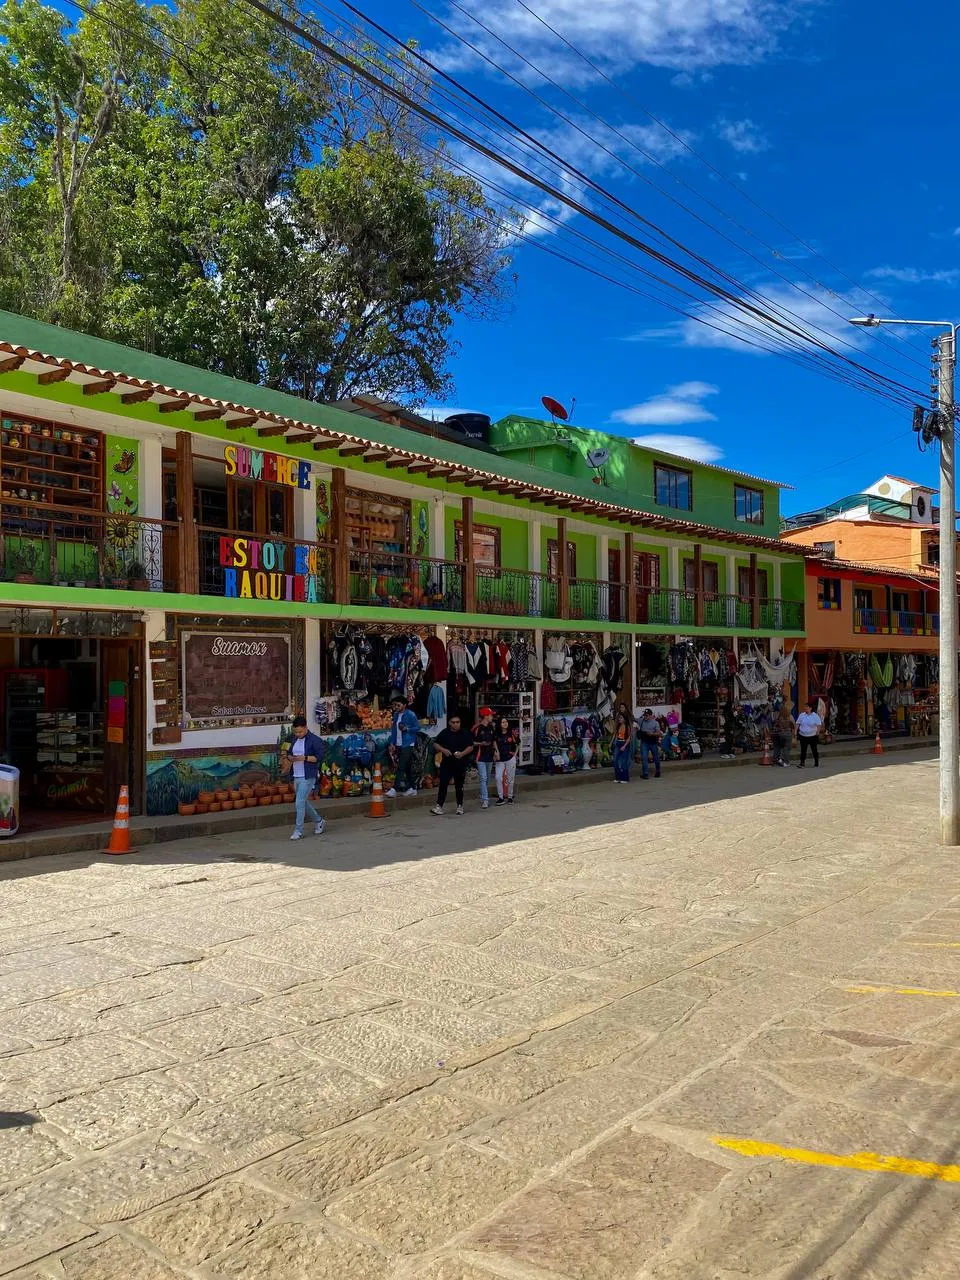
top-left (0, 735), bottom-right (937, 862)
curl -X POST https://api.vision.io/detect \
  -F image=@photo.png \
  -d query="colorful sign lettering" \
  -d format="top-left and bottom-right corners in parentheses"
top-left (218, 535), bottom-right (320, 601)
top-left (223, 444), bottom-right (311, 490)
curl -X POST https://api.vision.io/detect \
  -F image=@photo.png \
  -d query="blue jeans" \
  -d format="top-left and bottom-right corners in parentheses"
top-left (640, 741), bottom-right (661, 778)
top-left (613, 744), bottom-right (631, 781)
top-left (476, 760), bottom-right (492, 803)
top-left (294, 777), bottom-right (320, 834)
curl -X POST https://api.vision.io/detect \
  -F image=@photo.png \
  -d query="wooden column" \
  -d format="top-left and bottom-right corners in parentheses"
top-left (693, 543), bottom-right (704, 628)
top-left (749, 551), bottom-right (760, 631)
top-left (624, 530), bottom-right (637, 624)
top-left (175, 431), bottom-right (199, 594)
top-left (462, 495), bottom-right (476, 614)
top-left (331, 466), bottom-right (348, 606)
top-left (557, 516), bottom-right (569, 619)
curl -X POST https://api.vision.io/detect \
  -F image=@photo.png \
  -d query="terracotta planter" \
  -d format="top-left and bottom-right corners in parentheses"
top-left (220, 800), bottom-right (234, 811)
top-left (129, 579), bottom-right (149, 592)
top-left (233, 798), bottom-right (247, 809)
top-left (271, 794), bottom-right (283, 804)
top-left (229, 789), bottom-right (242, 801)
top-left (195, 803), bottom-right (209, 814)
top-left (239, 785), bottom-right (253, 798)
top-left (198, 791), bottom-right (215, 804)
top-left (178, 803), bottom-right (196, 817)
top-left (215, 790), bottom-right (229, 802)
top-left (208, 802), bottom-right (221, 813)
top-left (258, 796), bottom-right (272, 806)
top-left (254, 785), bottom-right (270, 798)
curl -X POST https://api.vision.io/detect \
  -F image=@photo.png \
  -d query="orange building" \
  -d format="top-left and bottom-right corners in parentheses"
top-left (798, 556), bottom-right (939, 737)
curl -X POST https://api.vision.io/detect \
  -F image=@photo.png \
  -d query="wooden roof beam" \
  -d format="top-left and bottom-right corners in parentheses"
top-left (82, 377), bottom-right (116, 396)
top-left (158, 398), bottom-right (191, 413)
top-left (37, 366), bottom-right (71, 385)
top-left (225, 415), bottom-right (257, 430)
top-left (193, 406), bottom-right (226, 420)
top-left (284, 432), bottom-right (316, 445)
top-left (387, 458), bottom-right (419, 470)
top-left (338, 445), bottom-right (368, 457)
top-left (0, 355), bottom-right (25, 373)
top-left (312, 439), bottom-right (342, 452)
top-left (256, 423), bottom-right (290, 438)
top-left (362, 451), bottom-right (394, 463)
top-left (122, 387), bottom-right (156, 405)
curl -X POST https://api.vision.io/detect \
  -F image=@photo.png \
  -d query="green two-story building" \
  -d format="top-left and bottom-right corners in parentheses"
top-left (0, 310), bottom-right (809, 827)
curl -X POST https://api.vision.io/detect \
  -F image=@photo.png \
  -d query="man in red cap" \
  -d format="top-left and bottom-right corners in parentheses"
top-left (473, 706), bottom-right (497, 809)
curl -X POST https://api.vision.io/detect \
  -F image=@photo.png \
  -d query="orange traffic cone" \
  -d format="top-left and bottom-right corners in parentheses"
top-left (369, 763), bottom-right (385, 818)
top-left (872, 729), bottom-right (883, 755)
top-left (105, 784), bottom-right (131, 854)
top-left (759, 736), bottom-right (773, 766)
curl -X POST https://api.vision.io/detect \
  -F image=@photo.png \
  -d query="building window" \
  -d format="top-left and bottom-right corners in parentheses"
top-left (654, 463), bottom-right (692, 511)
top-left (683, 559), bottom-right (719, 597)
top-left (854, 588), bottom-right (873, 612)
top-left (737, 566), bottom-right (769, 601)
top-left (813, 541), bottom-right (836, 557)
top-left (546, 538), bottom-right (577, 578)
top-left (892, 590), bottom-right (909, 613)
top-left (817, 577), bottom-right (841, 610)
top-left (734, 485), bottom-right (764, 524)
top-left (928, 542), bottom-right (940, 566)
top-left (454, 521), bottom-right (501, 569)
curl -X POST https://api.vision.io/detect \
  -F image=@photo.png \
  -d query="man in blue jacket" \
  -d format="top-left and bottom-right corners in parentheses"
top-left (387, 693), bottom-right (420, 797)
top-left (282, 715), bottom-right (326, 840)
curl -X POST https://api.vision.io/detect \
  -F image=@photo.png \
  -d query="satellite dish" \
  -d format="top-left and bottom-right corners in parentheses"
top-left (586, 447), bottom-right (610, 469)
top-left (541, 395), bottom-right (569, 422)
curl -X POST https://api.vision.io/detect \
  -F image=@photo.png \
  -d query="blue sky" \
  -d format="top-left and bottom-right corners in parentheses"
top-left (360, 0), bottom-right (956, 516)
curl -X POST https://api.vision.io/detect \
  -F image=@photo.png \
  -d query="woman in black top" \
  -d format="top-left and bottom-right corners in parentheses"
top-left (430, 715), bottom-right (474, 816)
top-left (472, 706), bottom-right (497, 809)
top-left (494, 715), bottom-right (519, 805)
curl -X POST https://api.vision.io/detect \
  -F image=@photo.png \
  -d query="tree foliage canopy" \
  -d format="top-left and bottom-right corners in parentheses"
top-left (0, 0), bottom-right (514, 402)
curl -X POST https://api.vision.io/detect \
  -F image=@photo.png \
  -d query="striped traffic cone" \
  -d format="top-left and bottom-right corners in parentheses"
top-left (872, 729), bottom-right (883, 755)
top-left (759, 736), bottom-right (773, 766)
top-left (369, 763), bottom-right (385, 818)
top-left (105, 784), bottom-right (131, 854)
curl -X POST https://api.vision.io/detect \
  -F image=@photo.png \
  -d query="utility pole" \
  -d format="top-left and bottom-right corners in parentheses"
top-left (935, 330), bottom-right (958, 845)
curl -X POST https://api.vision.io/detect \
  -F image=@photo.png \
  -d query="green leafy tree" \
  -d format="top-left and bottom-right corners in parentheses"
top-left (0, 0), bottom-right (513, 401)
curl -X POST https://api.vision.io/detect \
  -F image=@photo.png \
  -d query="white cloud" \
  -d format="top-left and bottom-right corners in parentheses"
top-left (630, 433), bottom-right (725, 463)
top-left (866, 266), bottom-right (960, 285)
top-left (436, 0), bottom-right (813, 82)
top-left (611, 381), bottom-right (719, 426)
top-left (715, 117), bottom-right (770, 154)
top-left (628, 284), bottom-right (877, 355)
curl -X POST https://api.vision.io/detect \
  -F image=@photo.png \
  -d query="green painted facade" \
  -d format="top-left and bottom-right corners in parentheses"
top-left (490, 415), bottom-right (784, 539)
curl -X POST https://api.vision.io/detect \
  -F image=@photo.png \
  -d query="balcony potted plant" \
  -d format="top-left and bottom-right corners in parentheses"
top-left (100, 552), bottom-right (126, 590)
top-left (10, 544), bottom-right (37, 584)
top-left (127, 560), bottom-right (149, 592)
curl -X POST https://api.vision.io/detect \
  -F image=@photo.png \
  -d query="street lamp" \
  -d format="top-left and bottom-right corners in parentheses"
top-left (849, 314), bottom-right (958, 845)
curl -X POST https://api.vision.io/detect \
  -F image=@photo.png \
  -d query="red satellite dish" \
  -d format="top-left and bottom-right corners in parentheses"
top-left (541, 395), bottom-right (569, 422)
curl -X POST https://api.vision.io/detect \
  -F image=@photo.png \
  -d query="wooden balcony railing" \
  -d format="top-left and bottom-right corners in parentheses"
top-left (476, 567), bottom-right (558, 618)
top-left (349, 549), bottom-right (464, 612)
top-left (854, 607), bottom-right (890, 633)
top-left (0, 502), bottom-right (177, 590)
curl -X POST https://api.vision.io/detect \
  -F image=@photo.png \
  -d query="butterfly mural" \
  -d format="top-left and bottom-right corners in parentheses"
top-left (113, 449), bottom-right (136, 474)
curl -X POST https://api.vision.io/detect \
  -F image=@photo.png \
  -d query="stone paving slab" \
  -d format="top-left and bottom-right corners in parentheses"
top-left (0, 749), bottom-right (958, 1277)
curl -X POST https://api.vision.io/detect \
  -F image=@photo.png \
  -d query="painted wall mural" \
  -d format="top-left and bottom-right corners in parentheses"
top-left (105, 435), bottom-right (139, 514)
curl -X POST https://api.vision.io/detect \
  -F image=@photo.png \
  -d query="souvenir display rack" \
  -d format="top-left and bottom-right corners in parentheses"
top-left (1, 415), bottom-right (103, 514)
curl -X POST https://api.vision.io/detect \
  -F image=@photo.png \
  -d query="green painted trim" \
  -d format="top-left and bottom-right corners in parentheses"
top-left (0, 582), bottom-right (805, 636)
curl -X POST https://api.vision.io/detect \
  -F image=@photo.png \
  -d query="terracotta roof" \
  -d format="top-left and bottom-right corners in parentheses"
top-left (0, 309), bottom-right (813, 557)
top-left (807, 555), bottom-right (946, 583)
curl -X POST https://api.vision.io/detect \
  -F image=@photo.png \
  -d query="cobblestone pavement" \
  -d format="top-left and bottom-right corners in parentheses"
top-left (1, 748), bottom-right (958, 1279)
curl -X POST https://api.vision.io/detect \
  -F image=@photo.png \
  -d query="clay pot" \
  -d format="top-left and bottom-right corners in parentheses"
top-left (234, 797), bottom-right (247, 809)
top-left (198, 791), bottom-right (215, 804)
top-left (194, 803), bottom-right (209, 815)
top-left (229, 789), bottom-right (242, 800)
top-left (254, 785), bottom-right (269, 798)
top-left (271, 794), bottom-right (283, 804)
top-left (178, 803), bottom-right (196, 817)
top-left (239, 785), bottom-right (253, 798)
top-left (220, 800), bottom-right (234, 811)
top-left (258, 795), bottom-right (272, 806)
top-left (208, 802), bottom-right (221, 813)
top-left (215, 790), bottom-right (229, 802)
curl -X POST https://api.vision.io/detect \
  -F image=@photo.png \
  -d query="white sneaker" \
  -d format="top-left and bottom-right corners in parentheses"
top-left (403, 788), bottom-right (418, 797)
top-left (289, 831), bottom-right (303, 841)
top-left (456, 805), bottom-right (464, 815)
top-left (385, 788), bottom-right (397, 798)
top-left (431, 805), bottom-right (444, 816)
top-left (481, 799), bottom-right (489, 809)
top-left (314, 819), bottom-right (325, 835)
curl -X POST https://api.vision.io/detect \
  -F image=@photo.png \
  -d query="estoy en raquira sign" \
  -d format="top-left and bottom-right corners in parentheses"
top-left (219, 536), bottom-right (321, 601)
top-left (181, 631), bottom-right (291, 720)
top-left (224, 444), bottom-right (311, 490)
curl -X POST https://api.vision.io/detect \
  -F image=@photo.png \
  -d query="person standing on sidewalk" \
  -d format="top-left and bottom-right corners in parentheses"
top-left (772, 703), bottom-right (795, 767)
top-left (430, 714), bottom-right (474, 816)
top-left (611, 709), bottom-right (634, 783)
top-left (386, 693), bottom-right (420, 798)
top-left (637, 708), bottom-right (662, 780)
top-left (494, 715), bottom-right (520, 805)
top-left (796, 701), bottom-right (823, 768)
top-left (282, 716), bottom-right (325, 841)
top-left (473, 706), bottom-right (497, 809)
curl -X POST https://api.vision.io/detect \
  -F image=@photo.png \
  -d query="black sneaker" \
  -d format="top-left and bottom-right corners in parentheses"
top-left (496, 797), bottom-right (507, 806)
top-left (507, 797), bottom-right (514, 804)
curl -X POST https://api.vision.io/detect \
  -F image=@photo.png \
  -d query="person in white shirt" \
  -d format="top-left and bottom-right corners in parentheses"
top-left (795, 701), bottom-right (823, 768)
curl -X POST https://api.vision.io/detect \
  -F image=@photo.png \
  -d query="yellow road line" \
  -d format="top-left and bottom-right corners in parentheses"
top-left (843, 983), bottom-right (959, 998)
top-left (712, 1137), bottom-right (960, 1182)
top-left (905, 941), bottom-right (960, 949)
